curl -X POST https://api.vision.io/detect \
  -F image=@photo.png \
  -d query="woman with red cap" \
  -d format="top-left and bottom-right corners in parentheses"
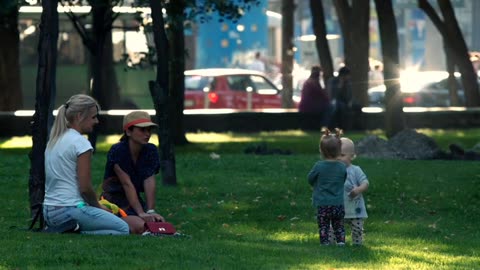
top-left (101, 110), bottom-right (166, 234)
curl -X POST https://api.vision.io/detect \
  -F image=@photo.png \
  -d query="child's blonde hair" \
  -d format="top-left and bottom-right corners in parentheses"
top-left (341, 137), bottom-right (356, 159)
top-left (341, 137), bottom-right (355, 155)
top-left (319, 128), bottom-right (342, 159)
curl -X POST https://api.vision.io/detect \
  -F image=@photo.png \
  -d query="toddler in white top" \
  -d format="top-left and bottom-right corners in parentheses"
top-left (339, 137), bottom-right (369, 245)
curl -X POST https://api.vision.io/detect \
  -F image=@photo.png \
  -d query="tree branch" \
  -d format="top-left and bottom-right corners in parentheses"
top-left (418, 0), bottom-right (447, 36)
top-left (64, 10), bottom-right (94, 53)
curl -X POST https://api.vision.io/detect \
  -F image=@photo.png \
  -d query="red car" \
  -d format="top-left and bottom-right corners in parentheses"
top-left (184, 68), bottom-right (288, 110)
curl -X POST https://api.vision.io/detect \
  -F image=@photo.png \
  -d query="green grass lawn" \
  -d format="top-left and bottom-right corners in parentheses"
top-left (0, 129), bottom-right (479, 269)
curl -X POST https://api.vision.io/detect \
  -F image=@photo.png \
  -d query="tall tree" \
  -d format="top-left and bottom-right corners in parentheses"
top-left (63, 0), bottom-right (123, 149)
top-left (138, 0), bottom-right (262, 184)
top-left (87, 0), bottom-right (121, 110)
top-left (137, 0), bottom-right (261, 147)
top-left (333, 0), bottom-right (370, 106)
top-left (374, 0), bottom-right (405, 137)
top-left (63, 0), bottom-right (122, 110)
top-left (0, 0), bottom-right (22, 111)
top-left (418, 0), bottom-right (480, 107)
top-left (165, 0), bottom-right (188, 145)
top-left (309, 0), bottom-right (334, 84)
top-left (281, 0), bottom-right (295, 108)
top-left (28, 0), bottom-right (59, 229)
top-left (148, 0), bottom-right (177, 186)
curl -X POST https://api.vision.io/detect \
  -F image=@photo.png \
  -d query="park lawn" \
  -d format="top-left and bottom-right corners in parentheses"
top-left (0, 129), bottom-right (479, 269)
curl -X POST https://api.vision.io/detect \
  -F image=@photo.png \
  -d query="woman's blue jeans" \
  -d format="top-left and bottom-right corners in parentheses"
top-left (43, 205), bottom-right (129, 235)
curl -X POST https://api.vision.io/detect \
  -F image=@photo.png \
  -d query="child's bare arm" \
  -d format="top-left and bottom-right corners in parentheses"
top-left (349, 181), bottom-right (369, 198)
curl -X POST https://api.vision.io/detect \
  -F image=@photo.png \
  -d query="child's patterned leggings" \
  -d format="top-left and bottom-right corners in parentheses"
top-left (329, 218), bottom-right (365, 245)
top-left (345, 218), bottom-right (364, 245)
top-left (317, 205), bottom-right (345, 245)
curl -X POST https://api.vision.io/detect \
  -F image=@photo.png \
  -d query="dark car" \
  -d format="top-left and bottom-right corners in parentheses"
top-left (368, 71), bottom-right (467, 108)
top-left (184, 68), bottom-right (291, 110)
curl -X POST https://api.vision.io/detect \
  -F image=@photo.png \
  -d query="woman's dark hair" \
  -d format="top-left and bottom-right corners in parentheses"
top-left (310, 65), bottom-right (321, 77)
top-left (338, 66), bottom-right (350, 76)
top-left (119, 126), bottom-right (135, 142)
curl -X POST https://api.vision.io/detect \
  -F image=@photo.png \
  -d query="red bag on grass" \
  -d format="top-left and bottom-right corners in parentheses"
top-left (145, 222), bottom-right (176, 235)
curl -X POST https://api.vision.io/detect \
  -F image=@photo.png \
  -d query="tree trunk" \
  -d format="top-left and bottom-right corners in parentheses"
top-left (149, 0), bottom-right (177, 186)
top-left (374, 0), bottom-right (405, 138)
top-left (309, 0), bottom-right (334, 84)
top-left (281, 0), bottom-right (295, 108)
top-left (87, 3), bottom-right (120, 149)
top-left (445, 46), bottom-right (460, 106)
top-left (333, 0), bottom-right (370, 107)
top-left (90, 4), bottom-right (119, 110)
top-left (418, 0), bottom-right (480, 107)
top-left (438, 0), bottom-right (480, 106)
top-left (0, 4), bottom-right (22, 110)
top-left (166, 1), bottom-right (189, 145)
top-left (28, 0), bottom-right (58, 230)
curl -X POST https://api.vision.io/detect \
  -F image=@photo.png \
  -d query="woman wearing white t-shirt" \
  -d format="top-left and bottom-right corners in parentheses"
top-left (43, 94), bottom-right (129, 235)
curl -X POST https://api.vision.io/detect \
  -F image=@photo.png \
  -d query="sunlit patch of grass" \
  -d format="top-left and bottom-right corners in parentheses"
top-left (0, 136), bottom-right (32, 149)
top-left (186, 132), bottom-right (257, 143)
top-left (186, 130), bottom-right (312, 144)
top-left (267, 231), bottom-right (311, 243)
top-left (375, 241), bottom-right (480, 268)
top-left (417, 128), bottom-right (480, 150)
top-left (258, 130), bottom-right (309, 137)
top-left (103, 134), bottom-right (123, 144)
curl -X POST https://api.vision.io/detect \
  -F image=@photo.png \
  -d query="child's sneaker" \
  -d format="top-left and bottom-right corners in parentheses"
top-left (141, 231), bottom-right (153, 236)
top-left (336, 242), bottom-right (345, 246)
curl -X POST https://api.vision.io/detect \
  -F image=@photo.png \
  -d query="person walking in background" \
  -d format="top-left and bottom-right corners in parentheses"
top-left (339, 137), bottom-right (369, 245)
top-left (307, 128), bottom-right (346, 245)
top-left (248, 51), bottom-right (266, 72)
top-left (298, 65), bottom-right (333, 127)
top-left (369, 64), bottom-right (384, 88)
top-left (328, 66), bottom-right (352, 130)
top-left (43, 94), bottom-right (129, 235)
top-left (101, 111), bottom-right (166, 234)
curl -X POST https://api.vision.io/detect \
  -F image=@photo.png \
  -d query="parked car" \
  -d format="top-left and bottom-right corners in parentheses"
top-left (184, 68), bottom-right (290, 110)
top-left (368, 71), bottom-right (467, 107)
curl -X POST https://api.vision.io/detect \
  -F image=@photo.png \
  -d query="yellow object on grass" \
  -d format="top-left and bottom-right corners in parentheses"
top-left (99, 197), bottom-right (127, 217)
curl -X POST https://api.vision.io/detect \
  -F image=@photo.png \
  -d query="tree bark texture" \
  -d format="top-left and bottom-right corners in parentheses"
top-left (445, 47), bottom-right (461, 106)
top-left (166, 1), bottom-right (189, 145)
top-left (281, 0), bottom-right (295, 108)
top-left (437, 0), bottom-right (480, 106)
top-left (374, 0), bottom-right (405, 138)
top-left (86, 3), bottom-right (121, 149)
top-left (309, 0), bottom-right (334, 84)
top-left (418, 0), bottom-right (480, 106)
top-left (89, 3), bottom-right (120, 110)
top-left (150, 0), bottom-right (177, 186)
top-left (28, 0), bottom-right (58, 229)
top-left (333, 0), bottom-right (370, 107)
top-left (0, 5), bottom-right (22, 110)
